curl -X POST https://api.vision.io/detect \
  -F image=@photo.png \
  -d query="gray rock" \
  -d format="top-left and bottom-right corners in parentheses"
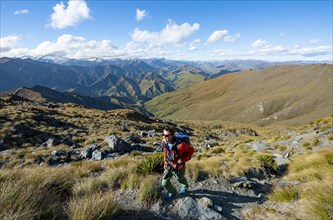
top-left (50, 150), bottom-right (66, 157)
top-left (81, 143), bottom-right (99, 159)
top-left (178, 197), bottom-right (200, 219)
top-left (177, 197), bottom-right (224, 220)
top-left (273, 153), bottom-right (289, 165)
top-left (247, 141), bottom-right (268, 152)
top-left (104, 135), bottom-right (131, 152)
top-left (276, 180), bottom-right (301, 187)
top-left (203, 139), bottom-right (218, 148)
top-left (139, 130), bottom-right (156, 138)
top-left (213, 205), bottom-right (223, 213)
top-left (197, 197), bottom-right (213, 208)
top-left (46, 138), bottom-right (59, 147)
top-left (92, 150), bottom-right (104, 160)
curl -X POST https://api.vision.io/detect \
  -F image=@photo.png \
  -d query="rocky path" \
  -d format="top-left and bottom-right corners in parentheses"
top-left (115, 175), bottom-right (269, 219)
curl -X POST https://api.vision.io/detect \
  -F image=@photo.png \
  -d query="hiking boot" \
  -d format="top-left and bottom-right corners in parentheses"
top-left (178, 188), bottom-right (187, 195)
top-left (164, 193), bottom-right (176, 200)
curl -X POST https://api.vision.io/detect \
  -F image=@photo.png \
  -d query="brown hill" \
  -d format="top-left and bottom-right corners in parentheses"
top-left (145, 64), bottom-right (333, 125)
top-left (1, 85), bottom-right (122, 110)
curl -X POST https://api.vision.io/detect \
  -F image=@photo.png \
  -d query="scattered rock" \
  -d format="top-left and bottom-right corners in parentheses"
top-left (177, 197), bottom-right (224, 220)
top-left (46, 138), bottom-right (59, 147)
top-left (92, 150), bottom-right (104, 160)
top-left (81, 143), bottom-right (99, 159)
top-left (246, 141), bottom-right (269, 152)
top-left (104, 135), bottom-right (131, 152)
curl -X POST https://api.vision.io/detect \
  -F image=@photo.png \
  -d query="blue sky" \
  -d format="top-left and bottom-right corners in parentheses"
top-left (1, 0), bottom-right (332, 61)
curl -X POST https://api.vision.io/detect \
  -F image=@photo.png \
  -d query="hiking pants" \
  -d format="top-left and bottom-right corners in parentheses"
top-left (161, 166), bottom-right (188, 194)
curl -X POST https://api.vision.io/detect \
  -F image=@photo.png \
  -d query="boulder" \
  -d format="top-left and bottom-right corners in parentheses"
top-left (177, 197), bottom-right (224, 220)
top-left (92, 150), bottom-right (104, 160)
top-left (81, 143), bottom-right (99, 159)
top-left (104, 135), bottom-right (131, 152)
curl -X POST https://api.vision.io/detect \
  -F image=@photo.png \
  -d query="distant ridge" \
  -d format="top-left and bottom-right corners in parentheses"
top-left (1, 85), bottom-right (122, 110)
top-left (145, 64), bottom-right (333, 125)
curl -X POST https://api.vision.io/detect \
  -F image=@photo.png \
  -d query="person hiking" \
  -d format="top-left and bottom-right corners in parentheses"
top-left (161, 126), bottom-right (194, 200)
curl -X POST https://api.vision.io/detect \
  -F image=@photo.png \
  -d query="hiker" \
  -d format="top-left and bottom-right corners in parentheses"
top-left (161, 126), bottom-right (194, 199)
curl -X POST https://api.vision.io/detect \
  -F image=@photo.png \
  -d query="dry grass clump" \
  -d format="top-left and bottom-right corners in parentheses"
top-left (268, 149), bottom-right (333, 219)
top-left (72, 177), bottom-right (109, 197)
top-left (300, 176), bottom-right (333, 220)
top-left (0, 179), bottom-right (65, 219)
top-left (121, 173), bottom-right (142, 190)
top-left (71, 161), bottom-right (105, 178)
top-left (286, 150), bottom-right (332, 182)
top-left (68, 191), bottom-right (120, 220)
top-left (138, 175), bottom-right (159, 204)
top-left (0, 166), bottom-right (76, 219)
top-left (268, 185), bottom-right (300, 202)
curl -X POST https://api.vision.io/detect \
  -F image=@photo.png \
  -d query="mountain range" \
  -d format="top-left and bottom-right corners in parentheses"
top-left (1, 57), bottom-right (332, 125)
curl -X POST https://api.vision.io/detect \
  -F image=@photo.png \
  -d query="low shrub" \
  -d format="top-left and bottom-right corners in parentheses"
top-left (257, 154), bottom-right (277, 171)
top-left (137, 153), bottom-right (163, 175)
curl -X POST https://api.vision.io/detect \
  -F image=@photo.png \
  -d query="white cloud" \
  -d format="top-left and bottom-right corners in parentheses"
top-left (213, 49), bottom-right (233, 56)
top-left (252, 39), bottom-right (271, 48)
top-left (207, 30), bottom-right (228, 43)
top-left (1, 34), bottom-right (331, 61)
top-left (0, 35), bottom-right (21, 53)
top-left (46, 0), bottom-right (92, 29)
top-left (136, 8), bottom-right (148, 21)
top-left (289, 45), bottom-right (332, 57)
top-left (131, 20), bottom-right (200, 47)
top-left (223, 33), bottom-right (240, 42)
top-left (189, 39), bottom-right (201, 51)
top-left (29, 34), bottom-right (121, 58)
top-left (309, 38), bottom-right (320, 44)
top-left (14, 9), bottom-right (29, 15)
top-left (207, 29), bottom-right (240, 43)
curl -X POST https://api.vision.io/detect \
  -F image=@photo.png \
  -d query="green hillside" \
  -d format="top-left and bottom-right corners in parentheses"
top-left (145, 64), bottom-right (333, 125)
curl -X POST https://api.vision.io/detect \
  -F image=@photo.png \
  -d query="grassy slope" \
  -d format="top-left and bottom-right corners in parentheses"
top-left (145, 64), bottom-right (333, 125)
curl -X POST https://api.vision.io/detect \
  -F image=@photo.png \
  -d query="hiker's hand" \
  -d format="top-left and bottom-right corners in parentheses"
top-left (164, 161), bottom-right (168, 169)
top-left (169, 162), bottom-right (177, 169)
top-left (177, 159), bottom-right (183, 164)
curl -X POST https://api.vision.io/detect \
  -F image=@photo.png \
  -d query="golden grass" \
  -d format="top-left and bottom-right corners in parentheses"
top-left (267, 149), bottom-right (333, 219)
top-left (268, 185), bottom-right (300, 202)
top-left (300, 176), bottom-right (333, 220)
top-left (286, 150), bottom-right (333, 182)
top-left (72, 177), bottom-right (109, 198)
top-left (68, 191), bottom-right (120, 220)
top-left (138, 175), bottom-right (159, 204)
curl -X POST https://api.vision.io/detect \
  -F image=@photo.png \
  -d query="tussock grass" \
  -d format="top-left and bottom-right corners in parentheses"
top-left (71, 161), bottom-right (105, 178)
top-left (121, 173), bottom-right (142, 190)
top-left (137, 153), bottom-right (163, 175)
top-left (0, 180), bottom-right (65, 219)
top-left (287, 150), bottom-right (333, 182)
top-left (100, 167), bottom-right (131, 189)
top-left (300, 177), bottom-right (333, 220)
top-left (138, 175), bottom-right (159, 204)
top-left (268, 149), bottom-right (333, 219)
top-left (268, 185), bottom-right (300, 202)
top-left (72, 177), bottom-right (109, 197)
top-left (68, 191), bottom-right (120, 220)
top-left (0, 166), bottom-right (76, 219)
